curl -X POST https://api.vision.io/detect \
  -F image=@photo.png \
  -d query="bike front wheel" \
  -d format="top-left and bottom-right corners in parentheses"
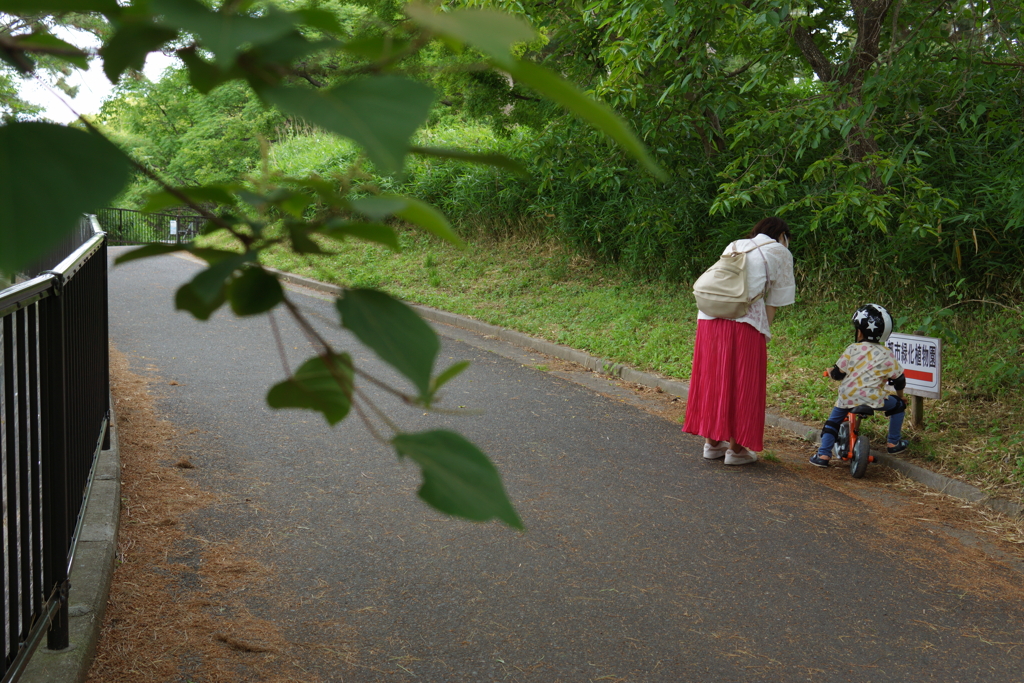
top-left (851, 435), bottom-right (870, 478)
top-left (833, 422), bottom-right (850, 460)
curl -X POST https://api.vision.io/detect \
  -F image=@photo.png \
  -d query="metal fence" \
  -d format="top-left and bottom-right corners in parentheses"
top-left (0, 217), bottom-right (109, 681)
top-left (97, 207), bottom-right (204, 246)
top-left (18, 216), bottom-right (98, 281)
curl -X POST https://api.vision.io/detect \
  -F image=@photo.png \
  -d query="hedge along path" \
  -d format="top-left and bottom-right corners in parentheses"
top-left (88, 348), bottom-right (356, 682)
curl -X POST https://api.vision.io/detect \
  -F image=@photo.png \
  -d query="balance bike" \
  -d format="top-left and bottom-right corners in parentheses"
top-left (832, 405), bottom-right (878, 479)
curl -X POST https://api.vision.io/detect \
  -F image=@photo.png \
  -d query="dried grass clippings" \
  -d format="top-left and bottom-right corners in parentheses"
top-left (87, 348), bottom-right (348, 683)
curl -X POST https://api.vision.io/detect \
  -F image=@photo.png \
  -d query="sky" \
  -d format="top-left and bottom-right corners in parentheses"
top-left (19, 52), bottom-right (176, 123)
top-left (16, 25), bottom-right (177, 123)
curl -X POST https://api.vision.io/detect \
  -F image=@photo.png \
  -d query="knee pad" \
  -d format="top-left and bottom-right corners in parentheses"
top-left (821, 419), bottom-right (843, 439)
top-left (884, 397), bottom-right (907, 417)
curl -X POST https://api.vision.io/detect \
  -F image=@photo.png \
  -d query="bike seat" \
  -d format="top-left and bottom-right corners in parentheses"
top-left (850, 405), bottom-right (875, 416)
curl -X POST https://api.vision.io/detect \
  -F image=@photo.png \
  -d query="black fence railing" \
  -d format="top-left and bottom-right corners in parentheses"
top-left (19, 216), bottom-right (97, 281)
top-left (96, 207), bottom-right (204, 246)
top-left (0, 217), bottom-right (109, 682)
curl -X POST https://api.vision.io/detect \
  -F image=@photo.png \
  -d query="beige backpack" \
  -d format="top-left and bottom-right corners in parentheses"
top-left (692, 241), bottom-right (769, 319)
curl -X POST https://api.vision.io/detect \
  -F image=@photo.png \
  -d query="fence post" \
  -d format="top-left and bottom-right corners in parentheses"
top-left (40, 279), bottom-right (71, 651)
top-left (3, 313), bottom-right (21, 662)
top-left (96, 228), bottom-right (112, 451)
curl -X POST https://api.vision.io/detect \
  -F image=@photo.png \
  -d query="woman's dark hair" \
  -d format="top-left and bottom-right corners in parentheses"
top-left (747, 216), bottom-right (791, 242)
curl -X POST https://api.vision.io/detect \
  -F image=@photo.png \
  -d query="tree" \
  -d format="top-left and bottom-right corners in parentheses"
top-left (0, 8), bottom-right (111, 119)
top-left (0, 0), bottom-right (664, 529)
top-left (99, 68), bottom-right (286, 205)
top-left (453, 1), bottom-right (1024, 293)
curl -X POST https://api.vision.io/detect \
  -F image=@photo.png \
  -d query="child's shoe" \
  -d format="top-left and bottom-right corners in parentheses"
top-left (887, 439), bottom-right (910, 454)
top-left (724, 448), bottom-right (757, 466)
top-left (703, 442), bottom-right (727, 460)
top-left (808, 453), bottom-right (831, 468)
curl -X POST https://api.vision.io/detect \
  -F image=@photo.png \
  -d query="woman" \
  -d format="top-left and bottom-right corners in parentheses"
top-left (683, 217), bottom-right (795, 465)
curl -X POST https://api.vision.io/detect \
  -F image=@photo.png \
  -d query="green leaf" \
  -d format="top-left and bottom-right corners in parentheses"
top-left (0, 122), bottom-right (130, 273)
top-left (0, 0), bottom-right (118, 10)
top-left (174, 280), bottom-right (226, 320)
top-left (266, 354), bottom-right (353, 425)
top-left (176, 46), bottom-right (235, 93)
top-left (260, 76), bottom-right (435, 174)
top-left (341, 35), bottom-right (411, 61)
top-left (13, 33), bottom-right (89, 69)
top-left (317, 221), bottom-right (401, 252)
top-left (410, 146), bottom-right (528, 175)
top-left (347, 196), bottom-right (406, 221)
top-left (392, 430), bottom-right (523, 529)
top-left (235, 189), bottom-right (270, 208)
top-left (141, 185), bottom-right (236, 212)
top-left (336, 288), bottom-right (438, 398)
top-left (101, 22), bottom-right (178, 83)
top-left (114, 243), bottom-right (190, 265)
top-left (282, 174), bottom-right (345, 205)
top-left (286, 223), bottom-right (325, 254)
top-left (347, 195), bottom-right (460, 245)
top-left (227, 266), bottom-right (283, 316)
top-left (235, 188), bottom-right (309, 217)
top-left (190, 252), bottom-right (252, 305)
top-left (405, 3), bottom-right (535, 68)
top-left (277, 190), bottom-right (312, 217)
top-left (505, 60), bottom-right (667, 181)
top-left (153, 0), bottom-right (297, 68)
top-left (430, 360), bottom-right (470, 394)
top-left (190, 247), bottom-right (248, 265)
top-left (295, 8), bottom-right (346, 36)
top-left (245, 33), bottom-right (335, 71)
top-left (392, 196), bottom-right (463, 247)
top-left (0, 44), bottom-right (33, 74)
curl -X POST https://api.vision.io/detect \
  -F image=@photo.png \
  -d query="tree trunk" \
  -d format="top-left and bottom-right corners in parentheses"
top-left (788, 0), bottom-right (894, 184)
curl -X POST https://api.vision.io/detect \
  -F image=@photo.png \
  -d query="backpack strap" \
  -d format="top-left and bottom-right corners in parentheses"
top-left (730, 239), bottom-right (771, 303)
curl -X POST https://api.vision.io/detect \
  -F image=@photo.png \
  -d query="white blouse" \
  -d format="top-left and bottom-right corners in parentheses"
top-left (696, 233), bottom-right (796, 339)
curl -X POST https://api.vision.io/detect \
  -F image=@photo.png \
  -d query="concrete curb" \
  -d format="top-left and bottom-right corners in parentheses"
top-left (273, 267), bottom-right (1022, 520)
top-left (22, 410), bottom-right (120, 683)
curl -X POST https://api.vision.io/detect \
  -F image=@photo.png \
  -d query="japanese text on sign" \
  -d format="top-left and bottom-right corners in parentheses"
top-left (885, 333), bottom-right (942, 399)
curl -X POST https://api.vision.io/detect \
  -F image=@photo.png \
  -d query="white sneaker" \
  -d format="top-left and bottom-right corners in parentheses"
top-left (703, 443), bottom-right (727, 460)
top-left (724, 448), bottom-right (758, 466)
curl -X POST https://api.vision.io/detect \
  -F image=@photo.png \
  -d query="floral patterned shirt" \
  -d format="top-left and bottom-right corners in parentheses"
top-left (834, 342), bottom-right (904, 409)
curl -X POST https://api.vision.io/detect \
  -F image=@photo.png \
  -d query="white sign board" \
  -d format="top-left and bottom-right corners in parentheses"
top-left (885, 333), bottom-right (942, 399)
top-left (169, 219), bottom-right (178, 235)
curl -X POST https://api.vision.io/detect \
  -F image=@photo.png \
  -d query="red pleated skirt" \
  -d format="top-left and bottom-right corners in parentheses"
top-left (683, 318), bottom-right (767, 452)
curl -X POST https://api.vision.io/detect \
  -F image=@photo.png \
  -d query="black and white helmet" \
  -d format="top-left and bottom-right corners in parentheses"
top-left (852, 304), bottom-right (893, 344)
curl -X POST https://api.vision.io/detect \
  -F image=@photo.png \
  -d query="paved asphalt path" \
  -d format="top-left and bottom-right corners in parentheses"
top-left (108, 250), bottom-right (1024, 682)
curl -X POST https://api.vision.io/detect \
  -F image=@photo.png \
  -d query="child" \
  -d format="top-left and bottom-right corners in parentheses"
top-left (810, 303), bottom-right (910, 467)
